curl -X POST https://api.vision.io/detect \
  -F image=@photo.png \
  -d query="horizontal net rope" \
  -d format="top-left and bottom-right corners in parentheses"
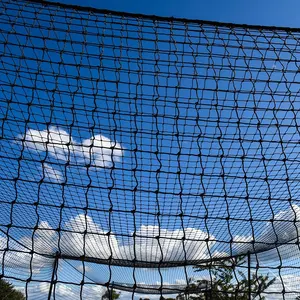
top-left (2, 0), bottom-right (300, 298)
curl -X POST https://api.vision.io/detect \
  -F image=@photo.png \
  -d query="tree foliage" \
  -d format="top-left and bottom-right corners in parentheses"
top-left (0, 278), bottom-right (25, 300)
top-left (102, 288), bottom-right (121, 300)
top-left (176, 256), bottom-right (275, 300)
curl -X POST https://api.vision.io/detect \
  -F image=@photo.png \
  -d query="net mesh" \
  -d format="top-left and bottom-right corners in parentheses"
top-left (1, 0), bottom-right (300, 298)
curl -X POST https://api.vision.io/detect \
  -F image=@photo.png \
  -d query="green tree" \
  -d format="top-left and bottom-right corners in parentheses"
top-left (0, 278), bottom-right (25, 300)
top-left (102, 288), bottom-right (121, 300)
top-left (177, 256), bottom-right (275, 300)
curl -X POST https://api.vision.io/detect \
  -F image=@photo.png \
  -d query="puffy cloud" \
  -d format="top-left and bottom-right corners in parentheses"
top-left (14, 214), bottom-right (214, 264)
top-left (211, 251), bottom-right (229, 258)
top-left (0, 234), bottom-right (52, 273)
top-left (58, 215), bottom-right (214, 263)
top-left (55, 284), bottom-right (75, 297)
top-left (174, 279), bottom-right (187, 285)
top-left (82, 134), bottom-right (123, 166)
top-left (76, 264), bottom-right (92, 273)
top-left (23, 127), bottom-right (74, 161)
top-left (82, 285), bottom-right (106, 299)
top-left (38, 282), bottom-right (51, 293)
top-left (264, 274), bottom-right (300, 299)
top-left (19, 221), bottom-right (59, 254)
top-left (119, 225), bottom-right (215, 262)
top-left (231, 205), bottom-right (300, 254)
top-left (270, 204), bottom-right (300, 240)
top-left (39, 282), bottom-right (106, 299)
top-left (7, 204), bottom-right (300, 270)
top-left (22, 126), bottom-right (124, 168)
top-left (43, 163), bottom-right (64, 182)
top-left (231, 235), bottom-right (253, 253)
top-left (60, 214), bottom-right (119, 259)
top-left (233, 236), bottom-right (252, 243)
top-left (39, 282), bottom-right (76, 297)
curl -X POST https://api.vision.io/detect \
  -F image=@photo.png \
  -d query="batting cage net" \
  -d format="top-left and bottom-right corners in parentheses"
top-left (1, 0), bottom-right (300, 299)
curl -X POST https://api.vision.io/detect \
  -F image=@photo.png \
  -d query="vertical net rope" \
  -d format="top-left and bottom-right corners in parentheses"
top-left (1, 0), bottom-right (300, 298)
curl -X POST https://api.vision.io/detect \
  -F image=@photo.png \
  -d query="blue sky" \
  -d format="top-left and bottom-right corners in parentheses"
top-left (2, 0), bottom-right (300, 299)
top-left (50, 0), bottom-right (300, 28)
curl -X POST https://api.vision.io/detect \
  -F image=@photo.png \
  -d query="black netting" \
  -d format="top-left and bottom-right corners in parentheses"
top-left (1, 0), bottom-right (300, 298)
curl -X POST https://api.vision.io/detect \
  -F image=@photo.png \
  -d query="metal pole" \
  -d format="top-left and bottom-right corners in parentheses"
top-left (48, 253), bottom-right (59, 300)
top-left (248, 252), bottom-right (251, 300)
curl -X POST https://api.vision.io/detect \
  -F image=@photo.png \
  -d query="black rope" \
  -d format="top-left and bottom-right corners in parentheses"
top-left (2, 0), bottom-right (300, 298)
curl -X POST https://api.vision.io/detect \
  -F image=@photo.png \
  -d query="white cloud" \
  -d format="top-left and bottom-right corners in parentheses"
top-left (264, 274), bottom-right (300, 299)
top-left (38, 282), bottom-right (50, 293)
top-left (20, 221), bottom-right (59, 254)
top-left (43, 163), bottom-right (64, 182)
top-left (40, 282), bottom-right (106, 299)
top-left (118, 291), bottom-right (133, 300)
top-left (211, 251), bottom-right (229, 258)
top-left (58, 214), bottom-right (215, 263)
top-left (39, 282), bottom-right (76, 297)
top-left (60, 214), bottom-right (119, 259)
top-left (76, 264), bottom-right (92, 273)
top-left (12, 213), bottom-right (214, 264)
top-left (231, 205), bottom-right (300, 254)
top-left (82, 134), bottom-right (123, 167)
top-left (119, 225), bottom-right (215, 262)
top-left (231, 235), bottom-right (253, 253)
top-left (270, 204), bottom-right (300, 240)
top-left (174, 279), bottom-right (187, 285)
top-left (0, 234), bottom-right (52, 274)
top-left (4, 209), bottom-right (300, 299)
top-left (82, 285), bottom-right (106, 299)
top-left (233, 236), bottom-right (253, 243)
top-left (23, 127), bottom-right (74, 161)
top-left (22, 126), bottom-right (124, 168)
top-left (5, 204), bottom-right (300, 279)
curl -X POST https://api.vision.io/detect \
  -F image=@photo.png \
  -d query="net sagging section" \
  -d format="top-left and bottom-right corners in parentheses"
top-left (1, 0), bottom-right (300, 298)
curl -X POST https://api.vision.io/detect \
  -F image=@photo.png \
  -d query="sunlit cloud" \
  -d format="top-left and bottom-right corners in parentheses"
top-left (22, 126), bottom-right (124, 168)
